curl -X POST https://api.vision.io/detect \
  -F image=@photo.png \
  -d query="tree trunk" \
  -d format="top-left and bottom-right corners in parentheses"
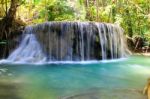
top-left (125, 9), bottom-right (133, 38)
top-left (0, 0), bottom-right (19, 40)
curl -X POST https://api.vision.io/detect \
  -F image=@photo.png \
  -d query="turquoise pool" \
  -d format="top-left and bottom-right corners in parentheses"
top-left (0, 55), bottom-right (150, 99)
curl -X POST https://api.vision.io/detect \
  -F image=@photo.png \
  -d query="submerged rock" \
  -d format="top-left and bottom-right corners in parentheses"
top-left (62, 88), bottom-right (146, 99)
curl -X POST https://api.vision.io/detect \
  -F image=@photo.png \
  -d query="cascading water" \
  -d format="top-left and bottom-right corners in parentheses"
top-left (7, 33), bottom-right (46, 63)
top-left (6, 22), bottom-right (128, 63)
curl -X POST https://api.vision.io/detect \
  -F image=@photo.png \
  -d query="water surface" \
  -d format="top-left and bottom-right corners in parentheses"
top-left (0, 55), bottom-right (150, 99)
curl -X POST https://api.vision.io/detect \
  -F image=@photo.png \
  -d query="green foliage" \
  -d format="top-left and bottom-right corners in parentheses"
top-left (83, 0), bottom-right (150, 43)
top-left (9, 0), bottom-right (149, 43)
top-left (45, 0), bottom-right (75, 21)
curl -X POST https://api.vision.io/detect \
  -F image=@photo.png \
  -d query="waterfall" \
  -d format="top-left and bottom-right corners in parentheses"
top-left (7, 22), bottom-right (128, 63)
top-left (7, 33), bottom-right (46, 63)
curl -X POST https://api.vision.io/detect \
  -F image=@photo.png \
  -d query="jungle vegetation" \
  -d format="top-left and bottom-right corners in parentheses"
top-left (0, 0), bottom-right (150, 49)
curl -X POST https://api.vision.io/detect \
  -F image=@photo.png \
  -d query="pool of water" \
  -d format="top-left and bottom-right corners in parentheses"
top-left (0, 55), bottom-right (150, 99)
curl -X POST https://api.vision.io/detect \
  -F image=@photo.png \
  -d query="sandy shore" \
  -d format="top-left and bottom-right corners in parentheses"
top-left (134, 53), bottom-right (150, 57)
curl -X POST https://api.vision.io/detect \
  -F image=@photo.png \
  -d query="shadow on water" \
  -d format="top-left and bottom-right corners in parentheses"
top-left (0, 66), bottom-right (24, 99)
top-left (0, 81), bottom-right (22, 99)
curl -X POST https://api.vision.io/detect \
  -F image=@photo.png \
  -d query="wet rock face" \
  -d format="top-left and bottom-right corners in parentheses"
top-left (126, 36), bottom-right (150, 53)
top-left (25, 22), bottom-right (126, 61)
top-left (0, 32), bottom-right (22, 59)
top-left (126, 36), bottom-right (135, 51)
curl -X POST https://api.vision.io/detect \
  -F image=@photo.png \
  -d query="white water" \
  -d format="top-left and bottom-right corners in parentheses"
top-left (96, 23), bottom-right (126, 59)
top-left (7, 33), bottom-right (46, 63)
